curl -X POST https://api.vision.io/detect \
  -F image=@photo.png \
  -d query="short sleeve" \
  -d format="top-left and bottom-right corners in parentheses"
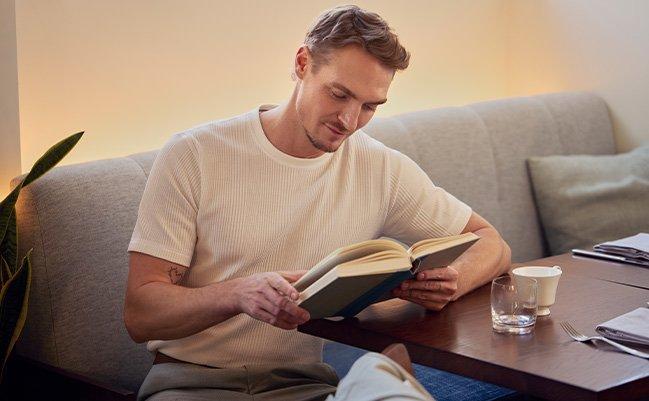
top-left (381, 150), bottom-right (472, 245)
top-left (128, 133), bottom-right (201, 267)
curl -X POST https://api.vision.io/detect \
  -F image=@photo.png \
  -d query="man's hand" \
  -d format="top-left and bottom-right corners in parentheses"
top-left (232, 270), bottom-right (310, 330)
top-left (391, 266), bottom-right (459, 311)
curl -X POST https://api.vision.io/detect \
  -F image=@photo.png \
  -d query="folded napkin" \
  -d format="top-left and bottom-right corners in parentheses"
top-left (594, 233), bottom-right (649, 263)
top-left (596, 307), bottom-right (649, 346)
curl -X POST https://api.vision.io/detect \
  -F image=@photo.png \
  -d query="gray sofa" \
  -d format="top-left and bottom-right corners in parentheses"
top-left (12, 92), bottom-right (615, 395)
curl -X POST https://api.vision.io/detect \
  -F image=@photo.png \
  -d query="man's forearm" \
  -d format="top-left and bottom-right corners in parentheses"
top-left (451, 227), bottom-right (511, 300)
top-left (124, 280), bottom-right (240, 343)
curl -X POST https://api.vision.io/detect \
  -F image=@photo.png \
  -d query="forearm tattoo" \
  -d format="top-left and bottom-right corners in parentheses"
top-left (168, 265), bottom-right (187, 284)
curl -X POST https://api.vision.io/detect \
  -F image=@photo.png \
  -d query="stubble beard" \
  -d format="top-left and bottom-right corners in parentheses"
top-left (305, 129), bottom-right (339, 153)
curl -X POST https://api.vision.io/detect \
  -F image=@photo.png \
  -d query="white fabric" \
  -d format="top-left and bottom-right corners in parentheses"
top-left (128, 104), bottom-right (472, 368)
top-left (328, 352), bottom-right (435, 401)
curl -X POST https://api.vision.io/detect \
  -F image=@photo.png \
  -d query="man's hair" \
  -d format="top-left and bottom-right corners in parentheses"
top-left (304, 5), bottom-right (410, 74)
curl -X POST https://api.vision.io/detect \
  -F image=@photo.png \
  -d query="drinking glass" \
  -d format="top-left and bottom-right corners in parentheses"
top-left (491, 276), bottom-right (538, 334)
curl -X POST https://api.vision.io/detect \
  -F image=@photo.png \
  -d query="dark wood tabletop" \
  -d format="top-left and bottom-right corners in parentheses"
top-left (298, 253), bottom-right (649, 401)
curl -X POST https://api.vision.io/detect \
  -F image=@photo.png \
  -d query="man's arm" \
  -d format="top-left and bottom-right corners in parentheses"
top-left (392, 211), bottom-right (511, 311)
top-left (123, 252), bottom-right (310, 343)
top-left (451, 211), bottom-right (511, 297)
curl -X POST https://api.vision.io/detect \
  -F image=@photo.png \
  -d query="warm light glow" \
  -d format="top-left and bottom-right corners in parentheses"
top-left (15, 1), bottom-right (511, 170)
top-left (12, 0), bottom-right (649, 170)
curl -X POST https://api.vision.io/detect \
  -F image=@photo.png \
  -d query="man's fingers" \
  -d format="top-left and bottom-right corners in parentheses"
top-left (253, 307), bottom-right (278, 325)
top-left (283, 302), bottom-right (310, 321)
top-left (278, 309), bottom-right (308, 325)
top-left (400, 279), bottom-right (456, 294)
top-left (260, 286), bottom-right (288, 314)
top-left (254, 298), bottom-right (306, 329)
top-left (274, 320), bottom-right (299, 330)
top-left (394, 288), bottom-right (453, 303)
top-left (255, 309), bottom-right (298, 330)
top-left (415, 267), bottom-right (458, 281)
top-left (278, 270), bottom-right (309, 283)
top-left (257, 292), bottom-right (284, 316)
top-left (261, 284), bottom-right (309, 321)
top-left (266, 274), bottom-right (299, 300)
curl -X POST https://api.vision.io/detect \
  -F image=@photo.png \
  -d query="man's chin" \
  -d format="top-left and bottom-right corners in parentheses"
top-left (314, 143), bottom-right (339, 153)
top-left (306, 134), bottom-right (343, 153)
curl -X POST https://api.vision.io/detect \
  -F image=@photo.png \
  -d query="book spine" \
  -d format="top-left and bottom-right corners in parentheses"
top-left (336, 271), bottom-right (414, 318)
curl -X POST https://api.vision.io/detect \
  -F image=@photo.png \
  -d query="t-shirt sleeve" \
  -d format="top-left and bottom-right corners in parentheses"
top-left (128, 133), bottom-right (201, 267)
top-left (381, 149), bottom-right (472, 245)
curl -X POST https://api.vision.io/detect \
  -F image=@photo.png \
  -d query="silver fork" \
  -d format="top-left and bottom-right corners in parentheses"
top-left (560, 321), bottom-right (649, 359)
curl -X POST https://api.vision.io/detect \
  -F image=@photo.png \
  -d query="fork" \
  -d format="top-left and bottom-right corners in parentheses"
top-left (560, 321), bottom-right (649, 359)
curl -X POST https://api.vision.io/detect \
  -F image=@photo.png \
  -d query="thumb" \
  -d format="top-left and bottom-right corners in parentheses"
top-left (278, 269), bottom-right (309, 283)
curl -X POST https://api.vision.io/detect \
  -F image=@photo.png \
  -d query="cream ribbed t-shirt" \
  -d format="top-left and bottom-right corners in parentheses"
top-left (128, 104), bottom-right (472, 368)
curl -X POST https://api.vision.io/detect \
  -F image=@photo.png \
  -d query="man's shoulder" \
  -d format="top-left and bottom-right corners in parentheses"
top-left (346, 130), bottom-right (408, 163)
top-left (348, 130), bottom-right (388, 153)
top-left (177, 108), bottom-right (256, 144)
top-left (156, 107), bottom-right (257, 166)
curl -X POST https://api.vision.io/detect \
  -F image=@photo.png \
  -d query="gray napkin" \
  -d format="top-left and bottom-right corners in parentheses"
top-left (594, 233), bottom-right (649, 262)
top-left (596, 307), bottom-right (649, 346)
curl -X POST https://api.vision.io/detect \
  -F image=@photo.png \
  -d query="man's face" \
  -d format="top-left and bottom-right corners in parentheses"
top-left (294, 44), bottom-right (394, 153)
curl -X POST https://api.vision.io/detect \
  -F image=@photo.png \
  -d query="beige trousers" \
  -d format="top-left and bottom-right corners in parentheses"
top-left (138, 352), bottom-right (435, 401)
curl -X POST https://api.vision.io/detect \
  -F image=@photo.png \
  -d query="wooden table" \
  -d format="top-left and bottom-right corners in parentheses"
top-left (298, 253), bottom-right (649, 401)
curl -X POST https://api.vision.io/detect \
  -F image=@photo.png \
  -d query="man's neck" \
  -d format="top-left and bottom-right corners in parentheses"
top-left (259, 101), bottom-right (325, 159)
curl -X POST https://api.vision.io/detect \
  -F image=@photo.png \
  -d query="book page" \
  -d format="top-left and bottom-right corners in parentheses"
top-left (292, 239), bottom-right (406, 292)
top-left (335, 250), bottom-right (411, 276)
top-left (409, 233), bottom-right (480, 272)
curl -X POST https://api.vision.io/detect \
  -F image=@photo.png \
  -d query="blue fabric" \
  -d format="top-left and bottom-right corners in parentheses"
top-left (323, 342), bottom-right (518, 401)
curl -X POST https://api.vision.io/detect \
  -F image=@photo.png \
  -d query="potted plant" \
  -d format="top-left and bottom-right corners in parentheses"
top-left (0, 132), bottom-right (83, 384)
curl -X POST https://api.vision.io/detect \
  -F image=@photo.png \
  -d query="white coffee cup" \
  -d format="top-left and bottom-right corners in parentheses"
top-left (511, 265), bottom-right (562, 316)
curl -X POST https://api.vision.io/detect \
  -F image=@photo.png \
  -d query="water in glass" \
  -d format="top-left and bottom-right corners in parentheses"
top-left (491, 276), bottom-right (538, 334)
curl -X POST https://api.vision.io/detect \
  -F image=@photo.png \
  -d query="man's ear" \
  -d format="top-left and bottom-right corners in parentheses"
top-left (294, 45), bottom-right (310, 80)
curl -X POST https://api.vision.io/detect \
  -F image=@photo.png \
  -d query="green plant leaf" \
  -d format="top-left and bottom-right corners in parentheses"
top-left (0, 182), bottom-right (23, 249)
top-left (0, 257), bottom-right (9, 287)
top-left (0, 212), bottom-right (17, 274)
top-left (0, 131), bottom-right (83, 247)
top-left (0, 249), bottom-right (31, 383)
top-left (22, 131), bottom-right (84, 187)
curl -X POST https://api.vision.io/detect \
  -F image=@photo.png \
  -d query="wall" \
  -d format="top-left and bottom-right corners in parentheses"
top-left (506, 0), bottom-right (649, 152)
top-left (0, 0), bottom-right (20, 197)
top-left (11, 0), bottom-right (649, 173)
top-left (14, 0), bottom-right (509, 170)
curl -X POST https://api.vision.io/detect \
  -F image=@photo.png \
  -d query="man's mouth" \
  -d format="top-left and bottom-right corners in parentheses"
top-left (325, 124), bottom-right (346, 136)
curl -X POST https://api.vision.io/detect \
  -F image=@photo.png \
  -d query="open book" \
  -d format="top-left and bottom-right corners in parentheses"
top-left (293, 232), bottom-right (480, 319)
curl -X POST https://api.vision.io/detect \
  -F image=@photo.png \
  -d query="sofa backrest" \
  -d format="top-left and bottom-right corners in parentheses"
top-left (365, 92), bottom-right (615, 262)
top-left (12, 91), bottom-right (615, 390)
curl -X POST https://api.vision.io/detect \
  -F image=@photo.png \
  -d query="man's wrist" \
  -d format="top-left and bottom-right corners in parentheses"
top-left (205, 278), bottom-right (242, 319)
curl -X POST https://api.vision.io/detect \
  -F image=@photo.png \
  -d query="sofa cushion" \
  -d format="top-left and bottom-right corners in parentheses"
top-left (527, 146), bottom-right (649, 255)
top-left (366, 92), bottom-right (615, 262)
top-left (13, 157), bottom-right (154, 391)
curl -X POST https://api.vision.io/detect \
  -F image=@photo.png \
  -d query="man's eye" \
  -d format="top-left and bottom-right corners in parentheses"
top-left (332, 91), bottom-right (346, 99)
top-left (364, 105), bottom-right (377, 111)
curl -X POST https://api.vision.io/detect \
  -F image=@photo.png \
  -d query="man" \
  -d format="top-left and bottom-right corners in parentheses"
top-left (124, 5), bottom-right (511, 401)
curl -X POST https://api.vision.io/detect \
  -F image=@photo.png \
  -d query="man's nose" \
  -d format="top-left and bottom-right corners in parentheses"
top-left (338, 104), bottom-right (360, 132)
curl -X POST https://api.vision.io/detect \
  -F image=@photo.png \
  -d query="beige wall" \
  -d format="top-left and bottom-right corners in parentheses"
top-left (14, 0), bottom-right (509, 170)
top-left (1, 0), bottom-right (20, 197)
top-left (10, 0), bottom-right (649, 174)
top-left (507, 0), bottom-right (649, 152)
